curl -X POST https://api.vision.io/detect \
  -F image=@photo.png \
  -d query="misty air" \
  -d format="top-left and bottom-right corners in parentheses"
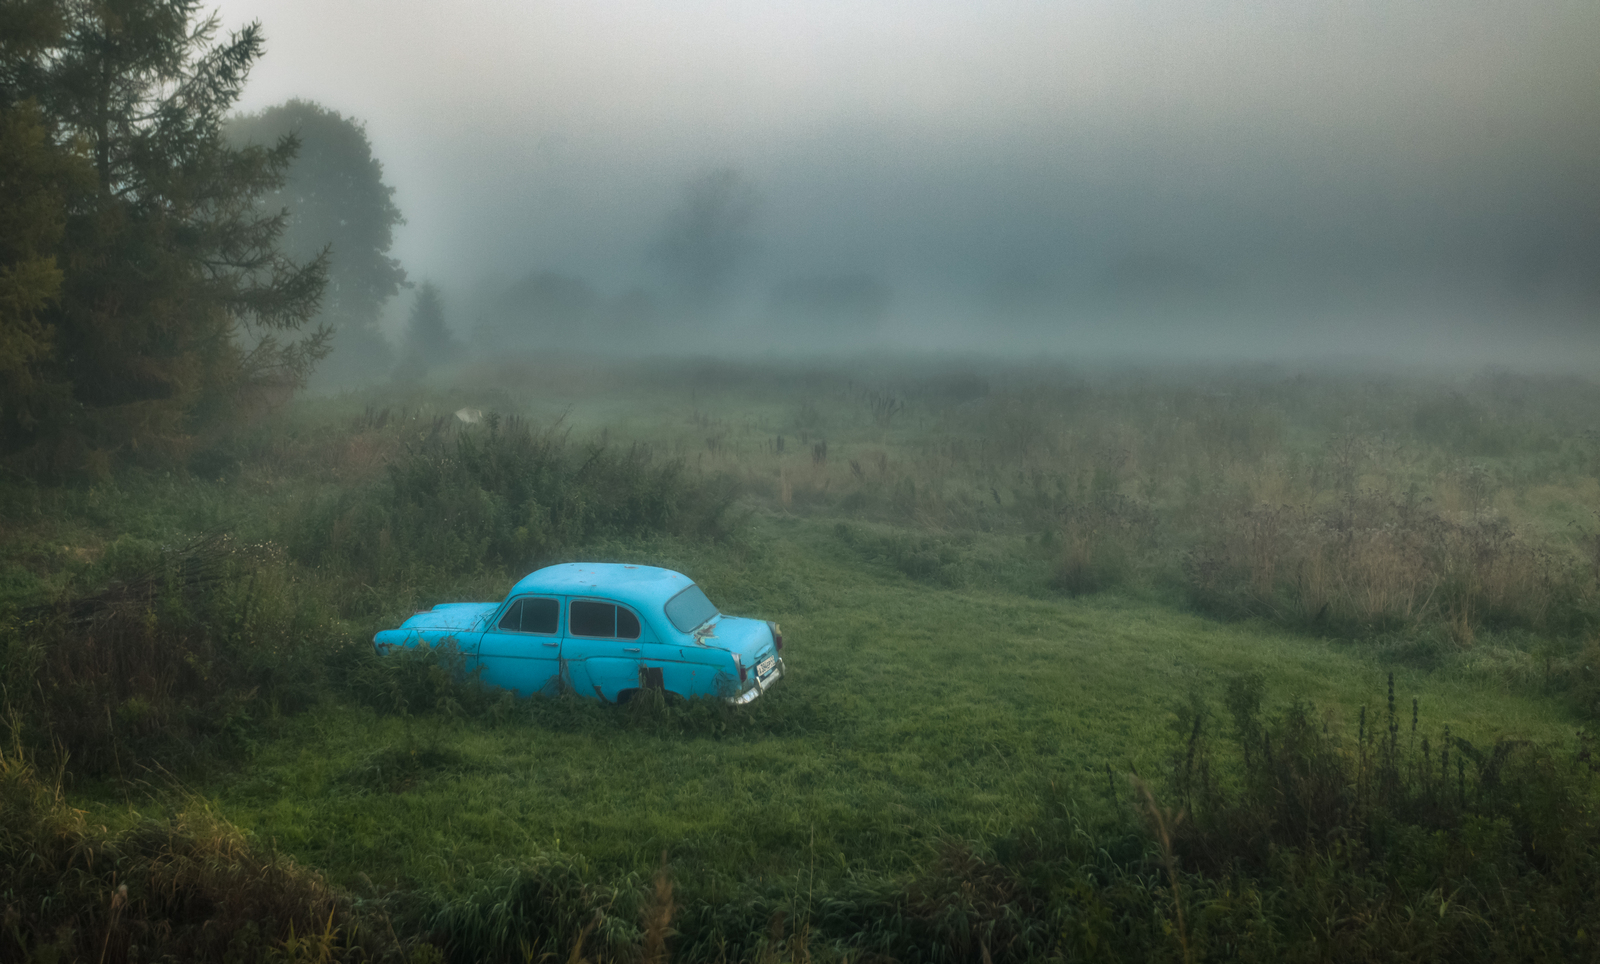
top-left (2, 1), bottom-right (1598, 960)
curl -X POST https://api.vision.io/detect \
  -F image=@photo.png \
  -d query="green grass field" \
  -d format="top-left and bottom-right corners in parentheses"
top-left (10, 358), bottom-right (1600, 961)
top-left (192, 509), bottom-right (1579, 898)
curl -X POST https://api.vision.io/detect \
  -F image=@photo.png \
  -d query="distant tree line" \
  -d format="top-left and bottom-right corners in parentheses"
top-left (471, 166), bottom-right (894, 353)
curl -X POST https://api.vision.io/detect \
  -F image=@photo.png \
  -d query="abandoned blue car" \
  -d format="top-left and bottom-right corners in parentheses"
top-left (373, 563), bottom-right (784, 703)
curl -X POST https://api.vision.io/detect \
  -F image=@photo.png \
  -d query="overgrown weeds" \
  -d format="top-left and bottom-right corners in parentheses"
top-left (0, 734), bottom-right (394, 963)
top-left (1183, 492), bottom-right (1595, 636)
top-left (1, 532), bottom-right (354, 775)
top-left (7, 361), bottom-right (1600, 961)
top-left (634, 361), bottom-right (1600, 649)
top-left (289, 415), bottom-right (742, 613)
top-left (1152, 672), bottom-right (1600, 960)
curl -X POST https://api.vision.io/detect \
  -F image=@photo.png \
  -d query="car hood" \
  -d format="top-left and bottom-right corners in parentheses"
top-left (399, 602), bottom-right (498, 633)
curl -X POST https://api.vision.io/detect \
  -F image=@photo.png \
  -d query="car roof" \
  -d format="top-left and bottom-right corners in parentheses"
top-left (508, 563), bottom-right (696, 612)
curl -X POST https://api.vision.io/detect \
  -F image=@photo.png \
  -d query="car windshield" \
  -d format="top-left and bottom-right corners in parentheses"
top-left (665, 584), bottom-right (719, 633)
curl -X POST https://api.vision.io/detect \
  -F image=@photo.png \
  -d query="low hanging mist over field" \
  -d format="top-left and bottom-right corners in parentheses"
top-left (8, 2), bottom-right (1600, 961)
top-left (212, 0), bottom-right (1600, 367)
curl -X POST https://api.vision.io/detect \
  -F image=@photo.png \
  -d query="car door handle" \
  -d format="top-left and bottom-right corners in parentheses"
top-left (542, 641), bottom-right (559, 647)
top-left (623, 647), bottom-right (641, 653)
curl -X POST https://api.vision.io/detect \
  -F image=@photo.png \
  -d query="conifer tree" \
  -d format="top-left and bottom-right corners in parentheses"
top-left (0, 0), bottom-right (327, 470)
top-left (0, 96), bottom-right (91, 447)
top-left (394, 281), bottom-right (456, 383)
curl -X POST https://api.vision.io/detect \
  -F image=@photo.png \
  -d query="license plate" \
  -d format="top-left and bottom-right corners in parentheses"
top-left (757, 656), bottom-right (776, 677)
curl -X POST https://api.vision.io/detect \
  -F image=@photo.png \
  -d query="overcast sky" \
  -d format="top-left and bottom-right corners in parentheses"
top-left (211, 0), bottom-right (1600, 363)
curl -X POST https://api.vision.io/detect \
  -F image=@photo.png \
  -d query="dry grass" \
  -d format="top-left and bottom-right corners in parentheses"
top-left (0, 732), bottom-right (389, 963)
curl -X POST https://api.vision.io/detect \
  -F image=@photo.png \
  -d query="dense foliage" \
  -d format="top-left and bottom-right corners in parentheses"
top-left (0, 0), bottom-right (327, 473)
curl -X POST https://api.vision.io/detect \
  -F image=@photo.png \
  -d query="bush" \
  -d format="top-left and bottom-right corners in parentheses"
top-left (0, 533), bottom-right (352, 774)
top-left (1147, 673), bottom-right (1600, 960)
top-left (289, 415), bottom-right (740, 608)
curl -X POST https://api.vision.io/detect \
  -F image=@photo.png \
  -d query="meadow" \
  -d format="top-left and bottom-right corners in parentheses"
top-left (4, 356), bottom-right (1600, 961)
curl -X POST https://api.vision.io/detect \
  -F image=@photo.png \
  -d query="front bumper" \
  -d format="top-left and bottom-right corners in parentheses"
top-left (729, 658), bottom-right (784, 704)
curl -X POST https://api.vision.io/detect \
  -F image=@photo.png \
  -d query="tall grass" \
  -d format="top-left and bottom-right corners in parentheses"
top-left (0, 532), bottom-right (357, 775)
top-left (578, 360), bottom-right (1600, 645)
top-left (287, 414), bottom-right (740, 616)
top-left (1183, 491), bottom-right (1591, 635)
top-left (0, 732), bottom-right (394, 963)
top-left (6, 358), bottom-right (1600, 960)
top-left (1153, 673), bottom-right (1600, 961)
top-left (388, 667), bottom-right (1600, 963)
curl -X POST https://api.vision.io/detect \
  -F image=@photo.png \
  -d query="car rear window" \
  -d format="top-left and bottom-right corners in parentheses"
top-left (665, 585), bottom-right (718, 633)
top-left (498, 597), bottom-right (558, 633)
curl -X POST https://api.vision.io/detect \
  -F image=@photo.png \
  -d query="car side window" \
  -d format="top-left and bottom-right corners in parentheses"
top-left (498, 596), bottom-right (559, 634)
top-left (568, 600), bottom-right (643, 640)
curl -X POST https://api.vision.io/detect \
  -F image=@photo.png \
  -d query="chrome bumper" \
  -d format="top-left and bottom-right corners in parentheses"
top-left (729, 659), bottom-right (783, 704)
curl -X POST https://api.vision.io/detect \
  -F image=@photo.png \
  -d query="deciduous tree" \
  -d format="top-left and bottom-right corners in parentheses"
top-left (227, 99), bottom-right (406, 386)
top-left (654, 167), bottom-right (757, 310)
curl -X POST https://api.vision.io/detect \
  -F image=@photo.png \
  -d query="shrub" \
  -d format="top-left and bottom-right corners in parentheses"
top-left (1152, 672), bottom-right (1600, 961)
top-left (0, 533), bottom-right (350, 774)
top-left (289, 415), bottom-right (740, 607)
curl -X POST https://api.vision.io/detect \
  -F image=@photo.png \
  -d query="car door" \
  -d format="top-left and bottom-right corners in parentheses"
top-left (476, 595), bottom-right (564, 697)
top-left (563, 597), bottom-right (655, 701)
